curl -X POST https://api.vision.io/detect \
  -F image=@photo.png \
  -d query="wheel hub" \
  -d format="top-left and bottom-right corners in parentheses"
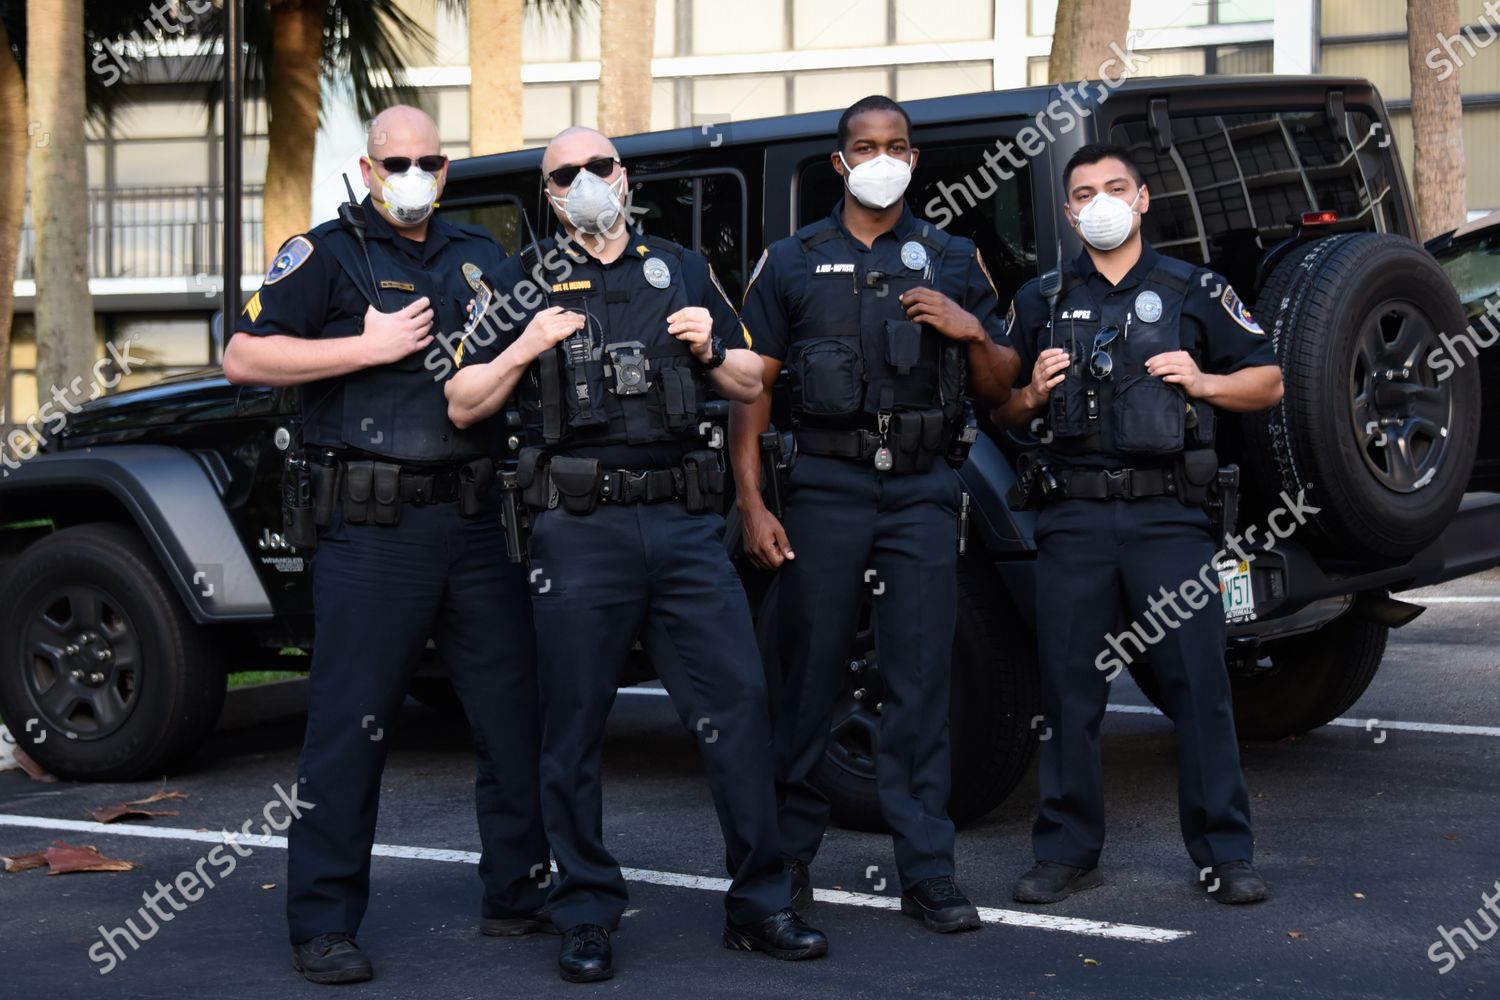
top-left (22, 587), bottom-right (141, 741)
top-left (1349, 303), bottom-right (1453, 493)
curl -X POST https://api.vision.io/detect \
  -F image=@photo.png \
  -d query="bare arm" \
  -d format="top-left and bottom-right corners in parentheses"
top-left (729, 358), bottom-right (796, 568)
top-left (446, 306), bottom-right (585, 429)
top-left (223, 298), bottom-right (436, 387)
top-left (993, 346), bottom-right (1069, 430)
top-left (1146, 353), bottom-right (1283, 412)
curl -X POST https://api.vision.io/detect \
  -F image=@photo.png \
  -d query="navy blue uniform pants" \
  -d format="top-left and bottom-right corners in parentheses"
top-left (287, 498), bottom-right (550, 943)
top-left (774, 454), bottom-right (961, 889)
top-left (1032, 495), bottom-right (1254, 870)
top-left (527, 501), bottom-right (790, 930)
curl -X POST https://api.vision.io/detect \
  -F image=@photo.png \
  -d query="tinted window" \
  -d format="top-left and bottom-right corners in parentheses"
top-left (1113, 110), bottom-right (1399, 294)
top-left (439, 197), bottom-right (522, 254)
top-left (628, 171), bottom-right (749, 301)
top-left (795, 142), bottom-right (1037, 311)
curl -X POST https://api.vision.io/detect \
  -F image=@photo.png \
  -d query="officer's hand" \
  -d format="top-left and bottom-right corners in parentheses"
top-left (743, 502), bottom-right (795, 570)
top-left (666, 307), bottom-right (714, 362)
top-left (899, 288), bottom-right (982, 342)
top-left (361, 297), bottom-right (434, 365)
top-left (519, 306), bottom-right (586, 359)
top-left (1027, 347), bottom-right (1070, 405)
top-left (1146, 350), bottom-right (1206, 396)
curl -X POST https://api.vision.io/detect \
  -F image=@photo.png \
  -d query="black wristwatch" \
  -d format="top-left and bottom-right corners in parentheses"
top-left (701, 335), bottom-right (727, 370)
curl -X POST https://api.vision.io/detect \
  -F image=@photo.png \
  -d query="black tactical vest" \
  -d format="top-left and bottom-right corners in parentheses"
top-left (517, 235), bottom-right (710, 450)
top-left (304, 218), bottom-right (503, 463)
top-left (785, 217), bottom-right (966, 428)
top-left (1043, 255), bottom-right (1204, 458)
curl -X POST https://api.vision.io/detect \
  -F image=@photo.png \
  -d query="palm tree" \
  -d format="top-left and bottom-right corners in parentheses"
top-left (597, 0), bottom-right (652, 138)
top-left (467, 0), bottom-right (597, 156)
top-left (1407, 0), bottom-right (1468, 240)
top-left (1047, 0), bottom-right (1132, 84)
top-left (0, 2), bottom-right (153, 424)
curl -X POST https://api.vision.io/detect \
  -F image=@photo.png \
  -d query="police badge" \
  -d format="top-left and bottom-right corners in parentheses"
top-left (1134, 290), bottom-right (1163, 323)
top-left (643, 257), bottom-right (671, 288)
top-left (900, 240), bottom-right (928, 271)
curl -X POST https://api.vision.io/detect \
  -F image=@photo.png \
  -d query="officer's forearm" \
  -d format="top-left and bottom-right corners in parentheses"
top-left (730, 392), bottom-right (773, 510)
top-left (993, 384), bottom-right (1046, 430)
top-left (707, 348), bottom-right (764, 404)
top-left (446, 345), bottom-right (532, 428)
top-left (965, 337), bottom-right (1020, 407)
top-left (1197, 365), bottom-right (1284, 412)
top-left (222, 331), bottom-right (371, 387)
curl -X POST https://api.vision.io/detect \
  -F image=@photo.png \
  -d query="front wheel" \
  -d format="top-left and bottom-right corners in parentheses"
top-left (0, 524), bottom-right (225, 780)
top-left (758, 554), bottom-right (1041, 831)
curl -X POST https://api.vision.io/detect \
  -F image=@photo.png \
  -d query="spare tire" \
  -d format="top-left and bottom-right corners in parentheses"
top-left (1244, 234), bottom-right (1480, 559)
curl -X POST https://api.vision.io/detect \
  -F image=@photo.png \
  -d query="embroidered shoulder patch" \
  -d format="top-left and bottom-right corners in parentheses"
top-left (265, 236), bottom-right (314, 286)
top-left (1221, 286), bottom-right (1263, 334)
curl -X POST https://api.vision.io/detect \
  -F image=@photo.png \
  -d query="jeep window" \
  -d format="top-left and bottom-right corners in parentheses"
top-left (627, 171), bottom-right (749, 301)
top-left (439, 196), bottom-right (523, 255)
top-left (1113, 109), bottom-right (1398, 293)
top-left (795, 141), bottom-right (1037, 313)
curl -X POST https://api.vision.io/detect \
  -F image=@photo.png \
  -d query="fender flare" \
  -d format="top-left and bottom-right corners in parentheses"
top-left (0, 444), bottom-right (273, 622)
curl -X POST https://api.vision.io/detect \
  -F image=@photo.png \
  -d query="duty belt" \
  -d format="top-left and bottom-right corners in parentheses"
top-left (333, 457), bottom-right (466, 505)
top-left (1054, 466), bottom-right (1177, 501)
top-left (597, 467), bottom-right (688, 504)
top-left (794, 426), bottom-right (882, 461)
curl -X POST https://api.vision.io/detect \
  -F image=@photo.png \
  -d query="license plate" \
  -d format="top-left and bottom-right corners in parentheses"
top-left (1218, 558), bottom-right (1255, 623)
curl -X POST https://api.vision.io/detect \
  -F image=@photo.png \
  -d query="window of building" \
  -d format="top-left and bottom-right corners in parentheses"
top-left (693, 0), bottom-right (786, 55)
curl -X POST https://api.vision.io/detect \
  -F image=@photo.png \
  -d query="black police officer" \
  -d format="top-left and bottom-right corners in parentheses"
top-left (447, 126), bottom-right (827, 983)
top-left (996, 143), bottom-right (1283, 906)
top-left (224, 106), bottom-right (552, 983)
top-left (732, 96), bottom-right (1019, 932)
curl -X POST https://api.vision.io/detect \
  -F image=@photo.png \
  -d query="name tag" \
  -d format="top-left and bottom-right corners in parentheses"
top-left (814, 263), bottom-right (855, 275)
top-left (379, 280), bottom-right (416, 292)
top-left (550, 280), bottom-right (594, 292)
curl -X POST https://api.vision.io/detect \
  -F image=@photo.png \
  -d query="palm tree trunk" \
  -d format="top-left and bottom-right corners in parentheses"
top-left (1047, 0), bottom-right (1131, 84)
top-left (0, 20), bottom-right (26, 423)
top-left (598, 0), bottom-right (655, 138)
top-left (27, 0), bottom-right (94, 404)
top-left (1408, 0), bottom-right (1468, 240)
top-left (263, 0), bottom-right (325, 265)
top-left (470, 0), bottom-right (523, 154)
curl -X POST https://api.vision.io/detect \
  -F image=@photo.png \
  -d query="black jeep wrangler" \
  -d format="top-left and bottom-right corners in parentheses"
top-left (3, 76), bottom-right (1498, 832)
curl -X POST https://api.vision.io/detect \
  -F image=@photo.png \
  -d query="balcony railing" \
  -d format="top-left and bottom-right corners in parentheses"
top-left (17, 184), bottom-right (265, 282)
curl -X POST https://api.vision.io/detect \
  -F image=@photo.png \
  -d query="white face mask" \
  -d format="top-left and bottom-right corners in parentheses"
top-left (549, 169), bottom-right (628, 235)
top-left (839, 151), bottom-right (912, 210)
top-left (1070, 189), bottom-right (1142, 251)
top-left (375, 165), bottom-right (439, 226)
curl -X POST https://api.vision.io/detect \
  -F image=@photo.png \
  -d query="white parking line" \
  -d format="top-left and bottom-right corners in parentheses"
top-left (1403, 596), bottom-right (1500, 603)
top-left (0, 814), bottom-right (1189, 944)
top-left (621, 687), bottom-right (1500, 737)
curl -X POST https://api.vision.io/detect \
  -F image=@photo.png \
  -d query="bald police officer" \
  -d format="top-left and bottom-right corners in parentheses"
top-left (224, 106), bottom-right (551, 983)
top-left (996, 142), bottom-right (1282, 906)
top-left (447, 126), bottom-right (827, 984)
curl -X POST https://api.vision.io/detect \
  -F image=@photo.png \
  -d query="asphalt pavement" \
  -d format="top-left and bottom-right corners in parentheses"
top-left (2, 571), bottom-right (1497, 1000)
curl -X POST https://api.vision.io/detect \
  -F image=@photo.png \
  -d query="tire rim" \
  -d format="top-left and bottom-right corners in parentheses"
top-left (824, 614), bottom-right (883, 781)
top-left (21, 585), bottom-right (142, 741)
top-left (1349, 300), bottom-right (1454, 493)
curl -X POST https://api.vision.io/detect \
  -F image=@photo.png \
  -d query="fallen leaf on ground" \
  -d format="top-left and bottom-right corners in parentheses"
top-left (43, 841), bottom-right (138, 874)
top-left (261, 883), bottom-right (277, 890)
top-left (1287, 930), bottom-right (1304, 939)
top-left (87, 787), bottom-right (189, 824)
top-left (1353, 892), bottom-right (1366, 900)
top-left (1443, 833), bottom-right (1458, 842)
top-left (2, 850), bottom-right (49, 873)
top-left (1083, 958), bottom-right (1100, 966)
top-left (13, 747), bottom-right (56, 783)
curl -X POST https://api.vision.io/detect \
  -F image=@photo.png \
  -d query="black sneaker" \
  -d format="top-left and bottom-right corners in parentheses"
top-left (1202, 861), bottom-right (1268, 904)
top-left (787, 859), bottom-right (813, 912)
top-left (723, 907), bottom-right (828, 960)
top-left (1013, 861), bottom-right (1103, 904)
top-left (900, 876), bottom-right (982, 933)
top-left (480, 910), bottom-right (559, 936)
top-left (291, 933), bottom-right (373, 985)
top-left (558, 924), bottom-right (613, 983)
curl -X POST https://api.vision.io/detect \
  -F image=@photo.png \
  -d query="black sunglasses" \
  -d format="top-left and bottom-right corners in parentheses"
top-left (546, 156), bottom-right (619, 187)
top-left (1091, 325), bottom-right (1122, 379)
top-left (371, 154), bottom-right (448, 174)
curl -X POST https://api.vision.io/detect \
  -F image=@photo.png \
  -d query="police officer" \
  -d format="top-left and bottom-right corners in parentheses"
top-left (996, 143), bottom-right (1282, 905)
top-left (446, 126), bottom-right (827, 983)
top-left (733, 95), bottom-right (1018, 932)
top-left (223, 106), bottom-right (552, 984)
